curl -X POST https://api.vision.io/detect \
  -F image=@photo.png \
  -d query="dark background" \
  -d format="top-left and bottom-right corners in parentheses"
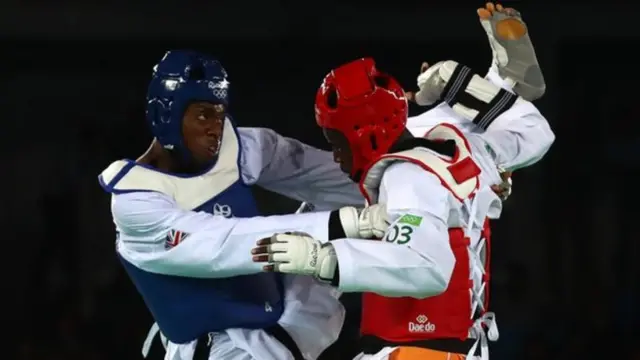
top-left (3, 2), bottom-right (639, 359)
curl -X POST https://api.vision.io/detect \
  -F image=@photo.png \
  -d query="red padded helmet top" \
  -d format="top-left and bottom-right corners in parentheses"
top-left (315, 58), bottom-right (408, 178)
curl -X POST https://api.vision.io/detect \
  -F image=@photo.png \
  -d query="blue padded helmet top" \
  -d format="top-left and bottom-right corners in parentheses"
top-left (146, 50), bottom-right (230, 153)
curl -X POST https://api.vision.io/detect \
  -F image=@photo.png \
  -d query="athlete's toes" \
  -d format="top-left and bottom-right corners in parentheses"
top-left (478, 8), bottom-right (492, 20)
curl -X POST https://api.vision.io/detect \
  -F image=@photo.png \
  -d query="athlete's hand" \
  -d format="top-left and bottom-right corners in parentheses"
top-left (491, 170), bottom-right (513, 201)
top-left (338, 203), bottom-right (389, 239)
top-left (406, 62), bottom-right (431, 104)
top-left (405, 61), bottom-right (453, 106)
top-left (251, 233), bottom-right (338, 283)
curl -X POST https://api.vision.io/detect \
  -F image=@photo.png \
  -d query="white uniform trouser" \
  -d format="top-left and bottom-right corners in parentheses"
top-left (163, 329), bottom-right (298, 360)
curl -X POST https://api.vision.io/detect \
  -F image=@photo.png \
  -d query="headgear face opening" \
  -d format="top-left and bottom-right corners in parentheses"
top-left (146, 50), bottom-right (230, 157)
top-left (315, 58), bottom-right (408, 180)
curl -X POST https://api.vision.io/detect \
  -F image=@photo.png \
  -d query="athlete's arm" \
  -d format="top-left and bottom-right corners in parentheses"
top-left (408, 61), bottom-right (554, 172)
top-left (470, 100), bottom-right (555, 171)
top-left (329, 162), bottom-right (455, 298)
top-left (440, 61), bottom-right (555, 171)
top-left (237, 127), bottom-right (363, 210)
top-left (113, 191), bottom-right (332, 278)
top-left (484, 63), bottom-right (515, 93)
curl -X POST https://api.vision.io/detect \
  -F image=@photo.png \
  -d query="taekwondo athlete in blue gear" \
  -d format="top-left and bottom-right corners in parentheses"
top-left (98, 50), bottom-right (388, 360)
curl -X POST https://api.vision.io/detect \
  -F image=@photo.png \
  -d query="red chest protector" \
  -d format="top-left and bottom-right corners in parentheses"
top-left (358, 124), bottom-right (494, 344)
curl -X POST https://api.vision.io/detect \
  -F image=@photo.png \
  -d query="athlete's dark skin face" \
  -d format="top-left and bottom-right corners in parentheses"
top-left (322, 128), bottom-right (354, 176)
top-left (181, 102), bottom-right (226, 165)
top-left (137, 101), bottom-right (225, 173)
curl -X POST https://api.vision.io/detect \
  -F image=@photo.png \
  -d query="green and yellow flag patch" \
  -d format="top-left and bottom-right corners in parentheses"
top-left (398, 214), bottom-right (423, 227)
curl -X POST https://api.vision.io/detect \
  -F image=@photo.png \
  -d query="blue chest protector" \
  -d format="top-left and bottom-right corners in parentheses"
top-left (99, 120), bottom-right (284, 344)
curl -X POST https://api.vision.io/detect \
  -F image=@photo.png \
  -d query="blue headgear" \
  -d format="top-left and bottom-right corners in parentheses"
top-left (146, 50), bottom-right (230, 155)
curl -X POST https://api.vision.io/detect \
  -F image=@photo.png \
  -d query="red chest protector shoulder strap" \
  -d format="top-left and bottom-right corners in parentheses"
top-left (359, 123), bottom-right (481, 205)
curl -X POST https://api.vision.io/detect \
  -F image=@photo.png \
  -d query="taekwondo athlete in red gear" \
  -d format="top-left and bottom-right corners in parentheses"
top-left (253, 57), bottom-right (553, 360)
top-left (98, 51), bottom-right (388, 360)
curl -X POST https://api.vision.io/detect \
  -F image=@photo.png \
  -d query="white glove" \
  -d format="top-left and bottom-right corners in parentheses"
top-left (266, 233), bottom-right (338, 282)
top-left (414, 60), bottom-right (455, 106)
top-left (338, 203), bottom-right (389, 239)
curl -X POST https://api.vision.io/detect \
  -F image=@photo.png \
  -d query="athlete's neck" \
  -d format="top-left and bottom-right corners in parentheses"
top-left (136, 139), bottom-right (166, 167)
top-left (387, 130), bottom-right (415, 153)
top-left (136, 140), bottom-right (202, 174)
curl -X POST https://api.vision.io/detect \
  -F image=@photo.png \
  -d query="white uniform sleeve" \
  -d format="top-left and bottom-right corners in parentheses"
top-left (237, 127), bottom-right (363, 210)
top-left (330, 162), bottom-right (455, 299)
top-left (484, 63), bottom-right (515, 93)
top-left (473, 100), bottom-right (555, 171)
top-left (480, 65), bottom-right (556, 171)
top-left (114, 191), bottom-right (331, 278)
top-left (407, 84), bottom-right (554, 173)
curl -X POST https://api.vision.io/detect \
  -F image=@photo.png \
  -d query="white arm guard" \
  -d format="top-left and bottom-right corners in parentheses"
top-left (416, 60), bottom-right (520, 130)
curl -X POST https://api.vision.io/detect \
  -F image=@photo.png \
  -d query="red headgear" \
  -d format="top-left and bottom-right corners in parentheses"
top-left (315, 58), bottom-right (408, 179)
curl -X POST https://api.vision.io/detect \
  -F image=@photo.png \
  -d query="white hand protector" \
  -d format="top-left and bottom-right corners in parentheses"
top-left (267, 233), bottom-right (338, 282)
top-left (414, 61), bottom-right (450, 106)
top-left (338, 203), bottom-right (389, 239)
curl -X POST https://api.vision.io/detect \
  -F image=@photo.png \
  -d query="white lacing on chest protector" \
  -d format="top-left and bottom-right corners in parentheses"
top-left (462, 197), bottom-right (499, 360)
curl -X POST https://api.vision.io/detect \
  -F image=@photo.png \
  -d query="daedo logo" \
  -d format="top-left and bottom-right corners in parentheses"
top-left (408, 314), bottom-right (436, 333)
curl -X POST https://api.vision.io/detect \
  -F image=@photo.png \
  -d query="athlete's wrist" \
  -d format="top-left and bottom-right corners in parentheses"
top-left (316, 243), bottom-right (339, 283)
top-left (328, 208), bottom-right (349, 240)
